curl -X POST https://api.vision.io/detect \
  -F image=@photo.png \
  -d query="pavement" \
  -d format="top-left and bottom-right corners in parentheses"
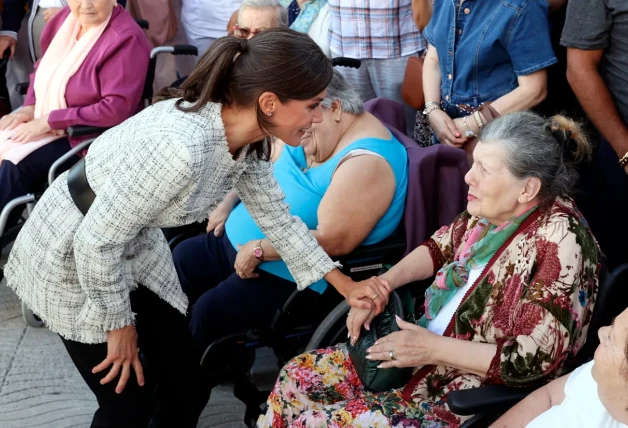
top-left (0, 247), bottom-right (279, 428)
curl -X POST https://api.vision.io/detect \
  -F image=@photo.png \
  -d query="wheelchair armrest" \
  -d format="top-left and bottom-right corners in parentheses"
top-left (172, 44), bottom-right (198, 56)
top-left (335, 233), bottom-right (406, 267)
top-left (447, 384), bottom-right (537, 416)
top-left (135, 18), bottom-right (149, 30)
top-left (331, 57), bottom-right (361, 69)
top-left (67, 125), bottom-right (110, 138)
top-left (15, 82), bottom-right (29, 95)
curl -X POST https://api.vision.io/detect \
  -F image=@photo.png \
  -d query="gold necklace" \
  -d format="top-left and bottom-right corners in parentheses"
top-left (302, 116), bottom-right (362, 173)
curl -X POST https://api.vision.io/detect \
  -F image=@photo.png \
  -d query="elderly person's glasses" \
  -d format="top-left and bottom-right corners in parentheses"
top-left (233, 25), bottom-right (263, 39)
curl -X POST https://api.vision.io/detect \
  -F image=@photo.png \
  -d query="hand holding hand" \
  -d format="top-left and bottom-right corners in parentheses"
top-left (10, 116), bottom-right (52, 143)
top-left (345, 276), bottom-right (391, 315)
top-left (366, 316), bottom-right (439, 369)
top-left (234, 240), bottom-right (262, 279)
top-left (428, 110), bottom-right (468, 147)
top-left (92, 325), bottom-right (144, 394)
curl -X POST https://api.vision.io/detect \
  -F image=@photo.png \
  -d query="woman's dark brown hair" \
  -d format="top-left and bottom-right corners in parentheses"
top-left (155, 28), bottom-right (333, 160)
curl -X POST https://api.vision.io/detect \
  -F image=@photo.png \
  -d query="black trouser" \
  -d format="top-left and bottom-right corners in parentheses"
top-left (60, 286), bottom-right (211, 428)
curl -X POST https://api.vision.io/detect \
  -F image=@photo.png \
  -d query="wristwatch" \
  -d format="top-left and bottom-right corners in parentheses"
top-left (253, 239), bottom-right (265, 262)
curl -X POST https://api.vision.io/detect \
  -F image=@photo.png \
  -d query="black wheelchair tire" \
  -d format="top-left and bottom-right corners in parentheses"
top-left (305, 300), bottom-right (350, 352)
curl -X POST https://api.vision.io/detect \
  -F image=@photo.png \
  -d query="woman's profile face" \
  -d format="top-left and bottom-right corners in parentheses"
top-left (300, 104), bottom-right (338, 159)
top-left (69, 0), bottom-right (115, 29)
top-left (464, 141), bottom-right (528, 225)
top-left (269, 90), bottom-right (326, 147)
top-left (593, 307), bottom-right (628, 424)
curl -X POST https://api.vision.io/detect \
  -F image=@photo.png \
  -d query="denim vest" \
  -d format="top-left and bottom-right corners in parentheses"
top-left (424, 0), bottom-right (557, 109)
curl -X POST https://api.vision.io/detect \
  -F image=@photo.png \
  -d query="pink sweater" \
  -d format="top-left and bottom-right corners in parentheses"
top-left (24, 6), bottom-right (152, 147)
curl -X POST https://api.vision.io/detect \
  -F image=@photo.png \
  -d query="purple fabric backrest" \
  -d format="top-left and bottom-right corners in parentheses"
top-left (365, 98), bottom-right (469, 255)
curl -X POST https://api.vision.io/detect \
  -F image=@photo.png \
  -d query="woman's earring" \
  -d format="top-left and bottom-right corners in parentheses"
top-left (334, 117), bottom-right (340, 122)
top-left (267, 112), bottom-right (273, 117)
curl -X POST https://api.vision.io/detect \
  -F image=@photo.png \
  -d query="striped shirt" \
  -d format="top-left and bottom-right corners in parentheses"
top-left (328, 0), bottom-right (426, 59)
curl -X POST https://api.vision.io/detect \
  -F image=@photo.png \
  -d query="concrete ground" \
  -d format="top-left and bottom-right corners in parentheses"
top-left (0, 249), bottom-right (279, 428)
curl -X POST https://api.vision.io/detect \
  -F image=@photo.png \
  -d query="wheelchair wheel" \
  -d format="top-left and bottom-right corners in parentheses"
top-left (305, 300), bottom-right (350, 351)
top-left (22, 302), bottom-right (44, 328)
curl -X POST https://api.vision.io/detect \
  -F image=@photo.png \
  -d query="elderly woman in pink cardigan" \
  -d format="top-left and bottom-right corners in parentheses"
top-left (0, 0), bottom-right (150, 236)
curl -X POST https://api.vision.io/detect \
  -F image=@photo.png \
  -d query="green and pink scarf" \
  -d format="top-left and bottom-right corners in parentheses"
top-left (418, 205), bottom-right (538, 328)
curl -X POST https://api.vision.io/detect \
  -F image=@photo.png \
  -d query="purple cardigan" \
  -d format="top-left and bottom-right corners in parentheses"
top-left (24, 6), bottom-right (151, 148)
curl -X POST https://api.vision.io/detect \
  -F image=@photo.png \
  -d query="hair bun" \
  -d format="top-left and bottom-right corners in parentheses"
top-left (547, 115), bottom-right (591, 164)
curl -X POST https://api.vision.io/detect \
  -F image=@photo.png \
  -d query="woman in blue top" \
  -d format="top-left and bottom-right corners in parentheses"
top-left (173, 70), bottom-right (408, 355)
top-left (416, 0), bottom-right (557, 151)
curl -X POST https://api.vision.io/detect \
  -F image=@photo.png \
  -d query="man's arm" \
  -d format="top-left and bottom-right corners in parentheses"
top-left (566, 48), bottom-right (628, 163)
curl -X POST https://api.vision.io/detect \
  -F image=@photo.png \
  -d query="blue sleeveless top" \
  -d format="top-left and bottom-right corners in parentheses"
top-left (225, 133), bottom-right (408, 293)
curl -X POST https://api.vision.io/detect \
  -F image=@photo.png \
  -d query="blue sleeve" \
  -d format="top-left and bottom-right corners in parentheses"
top-left (506, 0), bottom-right (557, 76)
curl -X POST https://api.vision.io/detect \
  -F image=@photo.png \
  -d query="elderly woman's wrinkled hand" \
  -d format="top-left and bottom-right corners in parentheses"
top-left (0, 106), bottom-right (35, 131)
top-left (347, 307), bottom-right (377, 345)
top-left (428, 110), bottom-right (468, 147)
top-left (345, 276), bottom-right (391, 315)
top-left (366, 316), bottom-right (439, 369)
top-left (234, 240), bottom-right (262, 279)
top-left (10, 116), bottom-right (52, 143)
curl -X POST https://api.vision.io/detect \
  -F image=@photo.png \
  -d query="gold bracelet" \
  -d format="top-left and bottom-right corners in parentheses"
top-left (619, 152), bottom-right (628, 167)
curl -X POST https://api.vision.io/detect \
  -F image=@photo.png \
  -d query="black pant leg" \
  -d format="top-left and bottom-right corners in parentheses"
top-left (132, 285), bottom-right (211, 428)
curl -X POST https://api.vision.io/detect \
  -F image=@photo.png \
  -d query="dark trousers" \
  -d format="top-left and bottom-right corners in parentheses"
top-left (60, 286), bottom-right (210, 428)
top-left (577, 139), bottom-right (628, 270)
top-left (0, 137), bottom-right (77, 231)
top-left (172, 233), bottom-right (297, 354)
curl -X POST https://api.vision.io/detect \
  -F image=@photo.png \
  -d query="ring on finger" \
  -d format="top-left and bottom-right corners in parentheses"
top-left (371, 294), bottom-right (378, 301)
top-left (389, 350), bottom-right (396, 360)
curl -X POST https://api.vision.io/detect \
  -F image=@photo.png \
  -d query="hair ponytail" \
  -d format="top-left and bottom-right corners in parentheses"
top-left (154, 37), bottom-right (243, 109)
top-left (154, 28), bottom-right (333, 160)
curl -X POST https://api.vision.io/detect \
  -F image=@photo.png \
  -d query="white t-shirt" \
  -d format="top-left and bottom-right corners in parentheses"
top-left (426, 265), bottom-right (485, 336)
top-left (181, 0), bottom-right (242, 40)
top-left (527, 361), bottom-right (628, 428)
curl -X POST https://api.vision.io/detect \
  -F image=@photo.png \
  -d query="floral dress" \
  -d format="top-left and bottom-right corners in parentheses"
top-left (258, 197), bottom-right (600, 427)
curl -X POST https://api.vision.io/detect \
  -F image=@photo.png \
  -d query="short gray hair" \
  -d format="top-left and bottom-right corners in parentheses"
top-left (239, 0), bottom-right (289, 28)
top-left (321, 70), bottom-right (365, 115)
top-left (479, 111), bottom-right (592, 208)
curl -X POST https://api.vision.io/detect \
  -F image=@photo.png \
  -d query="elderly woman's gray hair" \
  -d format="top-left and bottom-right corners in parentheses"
top-left (239, 0), bottom-right (289, 28)
top-left (479, 111), bottom-right (592, 207)
top-left (321, 70), bottom-right (365, 115)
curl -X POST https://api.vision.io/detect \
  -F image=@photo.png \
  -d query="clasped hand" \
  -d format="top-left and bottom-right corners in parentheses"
top-left (234, 240), bottom-right (261, 279)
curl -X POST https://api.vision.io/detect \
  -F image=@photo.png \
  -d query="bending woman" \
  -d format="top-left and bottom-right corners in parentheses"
top-left (259, 112), bottom-right (600, 427)
top-left (4, 29), bottom-right (389, 428)
top-left (174, 70), bottom-right (408, 356)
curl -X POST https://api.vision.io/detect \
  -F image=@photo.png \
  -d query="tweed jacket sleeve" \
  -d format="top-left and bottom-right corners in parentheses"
top-left (236, 157), bottom-right (338, 289)
top-left (72, 137), bottom-right (194, 332)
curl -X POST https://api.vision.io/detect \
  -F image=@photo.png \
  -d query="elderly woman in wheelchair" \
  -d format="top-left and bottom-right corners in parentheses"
top-left (258, 111), bottom-right (601, 428)
top-left (495, 305), bottom-right (628, 428)
top-left (172, 69), bottom-right (408, 363)
top-left (0, 0), bottom-right (150, 235)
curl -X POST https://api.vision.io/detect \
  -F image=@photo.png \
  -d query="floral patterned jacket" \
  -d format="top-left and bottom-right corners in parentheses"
top-left (401, 197), bottom-right (600, 423)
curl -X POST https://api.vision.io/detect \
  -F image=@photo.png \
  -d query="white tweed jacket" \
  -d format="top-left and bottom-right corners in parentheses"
top-left (4, 100), bottom-right (337, 344)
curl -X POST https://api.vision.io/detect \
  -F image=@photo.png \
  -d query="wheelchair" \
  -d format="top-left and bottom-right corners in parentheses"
top-left (3, 19), bottom-right (198, 327)
top-left (164, 96), bottom-right (470, 427)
